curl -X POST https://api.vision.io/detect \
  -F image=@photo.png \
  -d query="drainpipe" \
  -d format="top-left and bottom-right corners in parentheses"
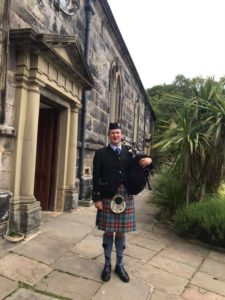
top-left (143, 100), bottom-right (147, 150)
top-left (79, 0), bottom-right (94, 201)
top-left (0, 0), bottom-right (11, 123)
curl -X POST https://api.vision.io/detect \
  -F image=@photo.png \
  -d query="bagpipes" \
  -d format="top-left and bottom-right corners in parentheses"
top-left (122, 138), bottom-right (152, 195)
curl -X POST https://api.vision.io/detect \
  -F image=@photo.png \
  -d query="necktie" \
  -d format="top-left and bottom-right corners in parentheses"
top-left (115, 147), bottom-right (121, 155)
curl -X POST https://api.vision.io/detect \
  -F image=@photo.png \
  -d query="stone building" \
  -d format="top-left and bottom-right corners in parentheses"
top-left (0, 0), bottom-right (155, 235)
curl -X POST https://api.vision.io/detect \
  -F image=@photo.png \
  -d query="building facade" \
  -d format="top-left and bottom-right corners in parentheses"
top-left (0, 0), bottom-right (155, 235)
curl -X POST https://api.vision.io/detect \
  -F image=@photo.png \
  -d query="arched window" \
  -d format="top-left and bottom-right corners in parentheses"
top-left (109, 59), bottom-right (122, 123)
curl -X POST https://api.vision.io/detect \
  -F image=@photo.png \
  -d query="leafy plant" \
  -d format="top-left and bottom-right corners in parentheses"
top-left (151, 166), bottom-right (187, 213)
top-left (174, 196), bottom-right (225, 247)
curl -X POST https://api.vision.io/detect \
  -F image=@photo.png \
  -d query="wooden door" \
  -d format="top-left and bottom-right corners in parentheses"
top-left (34, 109), bottom-right (58, 210)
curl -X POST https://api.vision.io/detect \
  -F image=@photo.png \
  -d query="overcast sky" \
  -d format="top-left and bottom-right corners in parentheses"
top-left (107, 0), bottom-right (225, 89)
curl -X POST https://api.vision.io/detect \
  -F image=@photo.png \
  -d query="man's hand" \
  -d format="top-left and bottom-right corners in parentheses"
top-left (94, 200), bottom-right (103, 210)
top-left (139, 157), bottom-right (152, 168)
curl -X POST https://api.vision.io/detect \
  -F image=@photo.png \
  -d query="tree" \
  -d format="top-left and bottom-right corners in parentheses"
top-left (146, 76), bottom-right (191, 137)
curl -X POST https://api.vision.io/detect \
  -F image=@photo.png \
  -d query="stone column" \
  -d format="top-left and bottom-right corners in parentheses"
top-left (10, 81), bottom-right (41, 235)
top-left (67, 107), bottom-right (79, 187)
top-left (56, 107), bottom-right (70, 211)
top-left (19, 83), bottom-right (41, 233)
top-left (11, 48), bottom-right (30, 199)
top-left (64, 106), bottom-right (79, 211)
top-left (20, 83), bottom-right (40, 197)
top-left (9, 49), bottom-right (30, 234)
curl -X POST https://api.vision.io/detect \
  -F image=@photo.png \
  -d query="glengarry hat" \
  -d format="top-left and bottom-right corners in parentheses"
top-left (108, 122), bottom-right (121, 131)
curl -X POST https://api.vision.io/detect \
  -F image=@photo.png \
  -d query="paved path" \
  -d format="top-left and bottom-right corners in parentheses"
top-left (1, 190), bottom-right (225, 299)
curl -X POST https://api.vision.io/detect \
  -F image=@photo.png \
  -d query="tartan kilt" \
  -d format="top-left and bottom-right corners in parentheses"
top-left (96, 185), bottom-right (136, 233)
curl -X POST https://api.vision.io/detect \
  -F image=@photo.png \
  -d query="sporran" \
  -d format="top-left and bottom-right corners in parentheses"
top-left (110, 194), bottom-right (126, 214)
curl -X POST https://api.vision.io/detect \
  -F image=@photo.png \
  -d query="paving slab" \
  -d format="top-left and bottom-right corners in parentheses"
top-left (136, 221), bottom-right (155, 231)
top-left (141, 204), bottom-right (160, 215)
top-left (128, 235), bottom-right (166, 251)
top-left (126, 225), bottom-right (146, 240)
top-left (36, 270), bottom-right (101, 300)
top-left (125, 243), bottom-right (156, 261)
top-left (148, 254), bottom-right (196, 279)
top-left (91, 228), bottom-right (105, 237)
top-left (208, 250), bottom-right (225, 263)
top-left (41, 211), bottom-right (63, 221)
top-left (0, 237), bottom-right (22, 259)
top-left (133, 264), bottom-right (188, 294)
top-left (126, 227), bottom-right (144, 241)
top-left (0, 275), bottom-right (18, 300)
top-left (60, 207), bottom-right (97, 226)
top-left (135, 204), bottom-right (157, 225)
top-left (191, 272), bottom-right (225, 296)
top-left (92, 275), bottom-right (153, 300)
top-left (159, 246), bottom-right (203, 267)
top-left (0, 253), bottom-right (52, 286)
top-left (136, 212), bottom-right (156, 225)
top-left (5, 288), bottom-right (57, 300)
top-left (12, 233), bottom-right (71, 265)
top-left (200, 258), bottom-right (225, 280)
top-left (71, 234), bottom-right (103, 259)
top-left (135, 206), bottom-right (158, 218)
top-left (182, 284), bottom-right (225, 300)
top-left (52, 252), bottom-right (103, 282)
top-left (151, 289), bottom-right (183, 300)
top-left (134, 191), bottom-right (158, 226)
top-left (140, 230), bottom-right (175, 246)
top-left (152, 224), bottom-right (171, 235)
top-left (168, 239), bottom-right (210, 258)
top-left (41, 217), bottom-right (93, 244)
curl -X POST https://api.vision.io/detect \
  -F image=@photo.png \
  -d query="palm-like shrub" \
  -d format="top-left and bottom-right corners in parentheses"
top-left (193, 79), bottom-right (225, 194)
top-left (152, 78), bottom-right (225, 204)
top-left (152, 99), bottom-right (210, 204)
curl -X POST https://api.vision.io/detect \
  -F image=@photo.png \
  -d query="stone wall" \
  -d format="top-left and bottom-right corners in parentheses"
top-left (76, 1), bottom-right (152, 180)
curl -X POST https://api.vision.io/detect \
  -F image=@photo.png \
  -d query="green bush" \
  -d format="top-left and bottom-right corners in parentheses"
top-left (174, 196), bottom-right (225, 247)
top-left (151, 166), bottom-right (186, 213)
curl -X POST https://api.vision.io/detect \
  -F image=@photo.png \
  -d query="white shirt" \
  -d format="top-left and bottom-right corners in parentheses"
top-left (110, 144), bottom-right (122, 151)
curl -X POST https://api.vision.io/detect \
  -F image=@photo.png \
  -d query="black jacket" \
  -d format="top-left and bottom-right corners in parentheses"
top-left (92, 145), bottom-right (130, 201)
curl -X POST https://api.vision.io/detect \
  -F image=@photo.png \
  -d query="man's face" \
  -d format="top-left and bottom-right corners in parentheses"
top-left (108, 129), bottom-right (123, 145)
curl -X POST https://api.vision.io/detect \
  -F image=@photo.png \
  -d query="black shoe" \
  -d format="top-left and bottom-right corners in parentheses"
top-left (101, 264), bottom-right (111, 282)
top-left (115, 264), bottom-right (130, 283)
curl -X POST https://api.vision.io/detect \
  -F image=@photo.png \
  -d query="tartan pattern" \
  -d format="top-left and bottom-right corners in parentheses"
top-left (96, 185), bottom-right (136, 233)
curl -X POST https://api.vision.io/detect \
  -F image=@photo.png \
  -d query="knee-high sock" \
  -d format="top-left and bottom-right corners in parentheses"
top-left (115, 235), bottom-right (126, 266)
top-left (102, 233), bottom-right (113, 269)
